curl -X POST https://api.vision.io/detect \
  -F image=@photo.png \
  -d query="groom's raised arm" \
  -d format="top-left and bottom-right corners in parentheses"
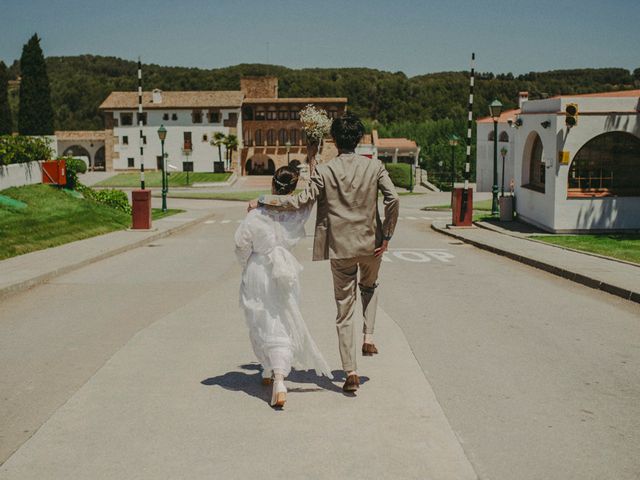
top-left (257, 169), bottom-right (324, 211)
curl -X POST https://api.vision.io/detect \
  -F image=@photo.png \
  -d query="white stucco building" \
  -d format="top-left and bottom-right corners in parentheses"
top-left (99, 90), bottom-right (243, 172)
top-left (512, 89), bottom-right (640, 232)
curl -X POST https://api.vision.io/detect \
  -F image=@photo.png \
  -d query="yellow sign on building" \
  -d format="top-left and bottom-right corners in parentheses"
top-left (558, 150), bottom-right (570, 165)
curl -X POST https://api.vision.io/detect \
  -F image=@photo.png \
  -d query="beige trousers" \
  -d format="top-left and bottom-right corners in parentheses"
top-left (330, 255), bottom-right (383, 372)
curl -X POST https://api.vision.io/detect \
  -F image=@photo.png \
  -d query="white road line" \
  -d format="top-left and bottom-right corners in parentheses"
top-left (221, 220), bottom-right (231, 224)
top-left (204, 220), bottom-right (216, 224)
top-left (236, 220), bottom-right (243, 223)
top-left (406, 216), bottom-right (417, 220)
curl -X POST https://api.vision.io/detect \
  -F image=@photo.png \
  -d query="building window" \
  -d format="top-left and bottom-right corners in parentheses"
top-left (266, 111), bottom-right (277, 120)
top-left (122, 135), bottom-right (129, 145)
top-left (255, 129), bottom-right (263, 146)
top-left (244, 129), bottom-right (252, 147)
top-left (171, 113), bottom-right (178, 121)
top-left (113, 116), bottom-right (119, 127)
top-left (243, 107), bottom-right (254, 121)
top-left (290, 129), bottom-right (299, 145)
top-left (163, 113), bottom-right (169, 121)
top-left (184, 131), bottom-right (192, 151)
top-left (223, 112), bottom-right (238, 127)
top-left (328, 109), bottom-right (338, 119)
top-left (192, 110), bottom-right (203, 123)
top-left (278, 128), bottom-right (287, 145)
top-left (137, 112), bottom-right (147, 126)
top-left (488, 131), bottom-right (495, 141)
top-left (499, 131), bottom-right (509, 142)
top-left (255, 110), bottom-right (266, 120)
top-left (267, 129), bottom-right (276, 146)
top-left (208, 110), bottom-right (220, 123)
top-left (127, 157), bottom-right (135, 168)
top-left (525, 134), bottom-right (545, 192)
top-left (568, 132), bottom-right (640, 197)
top-left (290, 110), bottom-right (300, 120)
top-left (202, 134), bottom-right (208, 142)
top-left (278, 110), bottom-right (289, 120)
top-left (121, 113), bottom-right (133, 126)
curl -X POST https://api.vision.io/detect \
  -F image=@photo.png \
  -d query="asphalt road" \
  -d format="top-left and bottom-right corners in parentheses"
top-left (1, 195), bottom-right (639, 479)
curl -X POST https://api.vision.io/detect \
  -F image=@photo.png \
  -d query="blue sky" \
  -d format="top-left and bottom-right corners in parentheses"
top-left (1, 0), bottom-right (638, 76)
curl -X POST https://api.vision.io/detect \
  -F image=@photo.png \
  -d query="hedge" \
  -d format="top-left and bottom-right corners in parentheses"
top-left (385, 163), bottom-right (412, 189)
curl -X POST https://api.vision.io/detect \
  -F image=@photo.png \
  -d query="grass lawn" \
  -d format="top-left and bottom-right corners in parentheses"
top-left (0, 185), bottom-right (185, 260)
top-left (95, 171), bottom-right (231, 188)
top-left (530, 234), bottom-right (640, 264)
top-left (0, 184), bottom-right (131, 260)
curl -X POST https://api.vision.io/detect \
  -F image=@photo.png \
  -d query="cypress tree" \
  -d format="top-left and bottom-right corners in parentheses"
top-left (0, 61), bottom-right (12, 134)
top-left (18, 34), bottom-right (54, 135)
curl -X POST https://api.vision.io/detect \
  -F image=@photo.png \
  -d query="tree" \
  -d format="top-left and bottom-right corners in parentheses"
top-left (0, 61), bottom-right (12, 134)
top-left (224, 134), bottom-right (238, 170)
top-left (18, 34), bottom-right (54, 135)
top-left (211, 131), bottom-right (226, 172)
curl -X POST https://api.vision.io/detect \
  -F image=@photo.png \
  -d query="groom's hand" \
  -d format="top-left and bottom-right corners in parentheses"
top-left (374, 240), bottom-right (389, 257)
top-left (247, 199), bottom-right (259, 212)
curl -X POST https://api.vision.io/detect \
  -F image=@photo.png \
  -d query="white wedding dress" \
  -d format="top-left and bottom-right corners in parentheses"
top-left (235, 205), bottom-right (333, 379)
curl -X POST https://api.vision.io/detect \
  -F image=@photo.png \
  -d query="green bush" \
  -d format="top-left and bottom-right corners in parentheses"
top-left (59, 156), bottom-right (87, 190)
top-left (385, 163), bottom-right (412, 189)
top-left (78, 184), bottom-right (131, 215)
top-left (0, 135), bottom-right (53, 165)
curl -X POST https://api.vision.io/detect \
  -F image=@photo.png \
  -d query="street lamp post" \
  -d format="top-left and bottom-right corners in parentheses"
top-left (157, 125), bottom-right (167, 212)
top-left (285, 141), bottom-right (291, 165)
top-left (448, 134), bottom-right (460, 191)
top-left (500, 146), bottom-right (508, 198)
top-left (489, 99), bottom-right (503, 215)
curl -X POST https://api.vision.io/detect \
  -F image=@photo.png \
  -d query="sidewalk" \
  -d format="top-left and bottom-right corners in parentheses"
top-left (0, 206), bottom-right (216, 301)
top-left (431, 220), bottom-right (640, 304)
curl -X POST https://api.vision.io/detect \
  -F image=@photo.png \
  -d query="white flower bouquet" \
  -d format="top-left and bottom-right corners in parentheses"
top-left (299, 104), bottom-right (332, 145)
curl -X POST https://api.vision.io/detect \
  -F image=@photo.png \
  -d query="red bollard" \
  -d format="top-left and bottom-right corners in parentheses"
top-left (131, 189), bottom-right (152, 230)
top-left (451, 188), bottom-right (473, 227)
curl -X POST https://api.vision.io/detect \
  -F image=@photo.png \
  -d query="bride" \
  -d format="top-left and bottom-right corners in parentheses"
top-left (235, 165), bottom-right (333, 408)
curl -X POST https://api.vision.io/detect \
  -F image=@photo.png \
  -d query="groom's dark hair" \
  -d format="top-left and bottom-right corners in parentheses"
top-left (330, 113), bottom-right (365, 151)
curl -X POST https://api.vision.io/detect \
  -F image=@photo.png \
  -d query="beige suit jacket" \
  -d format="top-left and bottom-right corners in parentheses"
top-left (259, 153), bottom-right (400, 261)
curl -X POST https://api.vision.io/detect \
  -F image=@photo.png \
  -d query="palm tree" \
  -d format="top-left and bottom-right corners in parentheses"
top-left (210, 132), bottom-right (226, 172)
top-left (224, 134), bottom-right (238, 170)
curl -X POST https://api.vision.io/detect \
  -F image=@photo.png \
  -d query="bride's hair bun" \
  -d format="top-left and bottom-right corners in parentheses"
top-left (272, 165), bottom-right (300, 195)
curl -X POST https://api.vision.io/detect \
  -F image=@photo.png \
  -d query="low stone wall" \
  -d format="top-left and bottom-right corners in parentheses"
top-left (0, 161), bottom-right (44, 191)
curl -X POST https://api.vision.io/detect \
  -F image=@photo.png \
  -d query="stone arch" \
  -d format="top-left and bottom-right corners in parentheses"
top-left (94, 146), bottom-right (105, 171)
top-left (246, 154), bottom-right (275, 175)
top-left (499, 131), bottom-right (509, 142)
top-left (521, 131), bottom-right (545, 192)
top-left (62, 145), bottom-right (91, 168)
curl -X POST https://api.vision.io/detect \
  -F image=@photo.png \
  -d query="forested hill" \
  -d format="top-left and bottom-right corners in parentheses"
top-left (6, 55), bottom-right (640, 131)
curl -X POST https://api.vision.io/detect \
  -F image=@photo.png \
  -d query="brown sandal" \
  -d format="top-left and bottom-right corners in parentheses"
top-left (362, 343), bottom-right (378, 356)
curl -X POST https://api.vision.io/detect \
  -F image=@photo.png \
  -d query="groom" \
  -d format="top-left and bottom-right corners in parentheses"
top-left (250, 113), bottom-right (399, 392)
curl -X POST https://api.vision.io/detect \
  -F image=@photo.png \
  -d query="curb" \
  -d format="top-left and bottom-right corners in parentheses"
top-left (0, 211), bottom-right (216, 301)
top-left (431, 222), bottom-right (639, 305)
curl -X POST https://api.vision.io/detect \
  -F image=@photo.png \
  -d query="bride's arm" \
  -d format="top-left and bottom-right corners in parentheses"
top-left (234, 217), bottom-right (254, 267)
top-left (256, 168), bottom-right (323, 212)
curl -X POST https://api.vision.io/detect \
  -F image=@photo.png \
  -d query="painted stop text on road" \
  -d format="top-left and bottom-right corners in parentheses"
top-left (383, 248), bottom-right (454, 263)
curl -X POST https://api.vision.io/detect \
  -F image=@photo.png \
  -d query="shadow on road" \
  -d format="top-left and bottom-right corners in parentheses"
top-left (201, 363), bottom-right (369, 405)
